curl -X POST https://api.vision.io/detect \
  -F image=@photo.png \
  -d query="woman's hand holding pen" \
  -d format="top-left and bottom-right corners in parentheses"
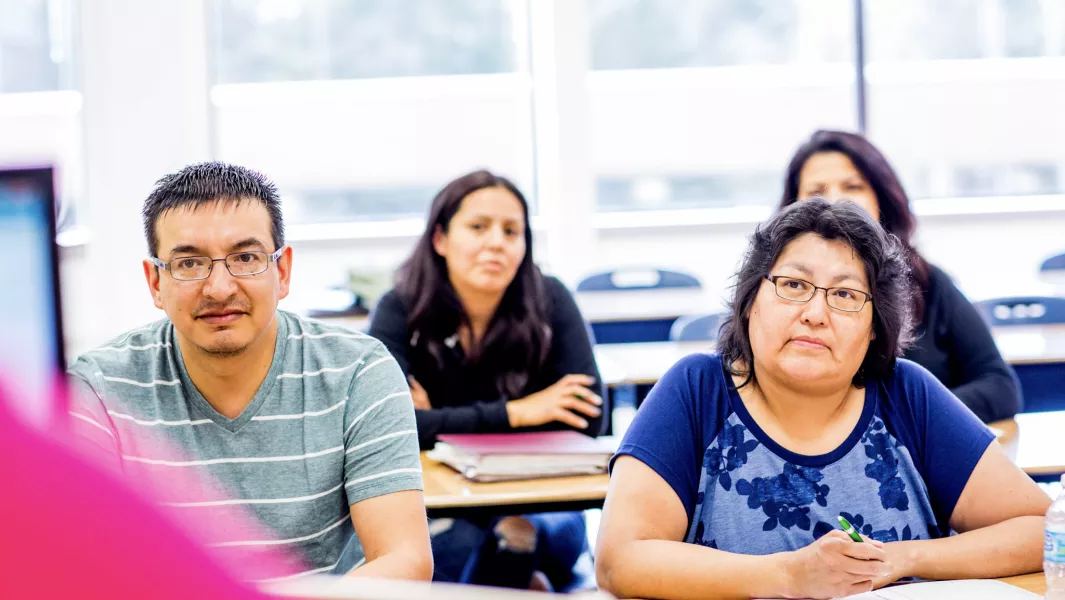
top-left (778, 531), bottom-right (891, 599)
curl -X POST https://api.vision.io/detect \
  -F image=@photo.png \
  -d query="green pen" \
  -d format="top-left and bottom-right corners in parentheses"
top-left (837, 515), bottom-right (864, 542)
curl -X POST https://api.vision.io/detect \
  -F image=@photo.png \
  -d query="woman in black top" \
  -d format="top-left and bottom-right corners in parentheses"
top-left (369, 169), bottom-right (604, 590)
top-left (779, 130), bottom-right (1021, 423)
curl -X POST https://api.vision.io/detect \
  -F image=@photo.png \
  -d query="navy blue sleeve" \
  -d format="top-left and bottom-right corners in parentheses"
top-left (611, 353), bottom-right (725, 525)
top-left (883, 360), bottom-right (995, 528)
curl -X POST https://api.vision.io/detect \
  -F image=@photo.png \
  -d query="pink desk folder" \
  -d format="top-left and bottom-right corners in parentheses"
top-left (430, 432), bottom-right (617, 482)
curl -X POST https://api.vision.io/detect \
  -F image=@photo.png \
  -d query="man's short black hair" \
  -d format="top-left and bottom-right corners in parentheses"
top-left (142, 162), bottom-right (284, 257)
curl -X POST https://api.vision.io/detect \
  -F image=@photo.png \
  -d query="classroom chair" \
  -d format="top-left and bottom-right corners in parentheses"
top-left (576, 267), bottom-right (701, 292)
top-left (977, 296), bottom-right (1065, 414)
top-left (974, 296), bottom-right (1065, 327)
top-left (578, 268), bottom-right (702, 344)
top-left (1040, 253), bottom-right (1065, 293)
top-left (1040, 253), bottom-right (1065, 273)
top-left (669, 312), bottom-right (726, 342)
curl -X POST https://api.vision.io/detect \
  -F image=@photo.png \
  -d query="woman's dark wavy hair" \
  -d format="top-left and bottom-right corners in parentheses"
top-left (395, 170), bottom-right (550, 399)
top-left (719, 199), bottom-right (916, 389)
top-left (780, 130), bottom-right (931, 319)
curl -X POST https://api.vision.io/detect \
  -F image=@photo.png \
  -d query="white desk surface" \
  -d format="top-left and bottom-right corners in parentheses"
top-left (595, 324), bottom-right (1065, 387)
top-left (267, 576), bottom-right (612, 599)
top-left (991, 324), bottom-right (1065, 365)
top-left (994, 412), bottom-right (1065, 477)
top-left (595, 341), bottom-right (709, 386)
top-left (575, 289), bottom-right (721, 323)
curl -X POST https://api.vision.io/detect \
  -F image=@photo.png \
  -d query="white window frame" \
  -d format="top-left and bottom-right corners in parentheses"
top-left (67, 0), bottom-right (1065, 264)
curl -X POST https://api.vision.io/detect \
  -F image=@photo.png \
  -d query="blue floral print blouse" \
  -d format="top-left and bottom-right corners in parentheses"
top-left (612, 354), bottom-right (994, 553)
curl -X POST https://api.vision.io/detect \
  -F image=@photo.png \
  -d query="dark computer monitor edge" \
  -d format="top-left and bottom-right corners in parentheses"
top-left (0, 165), bottom-right (67, 418)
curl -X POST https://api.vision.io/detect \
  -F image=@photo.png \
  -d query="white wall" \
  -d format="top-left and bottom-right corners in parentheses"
top-left (212, 75), bottom-right (535, 190)
top-left (58, 0), bottom-right (211, 356)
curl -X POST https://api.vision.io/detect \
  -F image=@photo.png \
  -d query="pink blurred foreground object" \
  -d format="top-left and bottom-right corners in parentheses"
top-left (0, 385), bottom-right (267, 600)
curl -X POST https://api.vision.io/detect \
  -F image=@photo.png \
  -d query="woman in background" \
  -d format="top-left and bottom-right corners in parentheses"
top-left (780, 130), bottom-right (1020, 423)
top-left (369, 170), bottom-right (604, 591)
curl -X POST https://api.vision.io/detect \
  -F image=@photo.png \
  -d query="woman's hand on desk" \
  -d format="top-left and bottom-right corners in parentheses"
top-left (870, 542), bottom-right (915, 590)
top-left (782, 531), bottom-right (892, 599)
top-left (506, 374), bottom-right (602, 429)
top-left (407, 376), bottom-right (432, 410)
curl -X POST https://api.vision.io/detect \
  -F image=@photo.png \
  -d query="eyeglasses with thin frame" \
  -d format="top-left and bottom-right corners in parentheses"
top-left (150, 247), bottom-right (285, 281)
top-left (765, 274), bottom-right (872, 313)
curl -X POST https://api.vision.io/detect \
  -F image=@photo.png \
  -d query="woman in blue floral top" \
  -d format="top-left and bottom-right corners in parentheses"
top-left (595, 199), bottom-right (1049, 600)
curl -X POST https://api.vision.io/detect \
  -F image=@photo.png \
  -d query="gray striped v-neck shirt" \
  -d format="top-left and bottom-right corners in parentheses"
top-left (67, 310), bottom-right (423, 583)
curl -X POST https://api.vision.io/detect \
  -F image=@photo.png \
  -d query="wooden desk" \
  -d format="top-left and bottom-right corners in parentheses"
top-left (999, 572), bottom-right (1046, 595)
top-left (994, 412), bottom-right (1065, 477)
top-left (595, 325), bottom-right (1065, 387)
top-left (420, 453), bottom-right (610, 519)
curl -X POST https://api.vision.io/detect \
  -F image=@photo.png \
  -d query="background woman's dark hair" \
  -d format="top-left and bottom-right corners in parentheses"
top-left (395, 169), bottom-right (550, 399)
top-left (780, 130), bottom-right (930, 319)
top-left (719, 199), bottom-right (916, 389)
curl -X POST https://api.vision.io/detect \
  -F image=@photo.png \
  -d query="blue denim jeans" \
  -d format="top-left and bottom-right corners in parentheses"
top-left (430, 511), bottom-right (588, 589)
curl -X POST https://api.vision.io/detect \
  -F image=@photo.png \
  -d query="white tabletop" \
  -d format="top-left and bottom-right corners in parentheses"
top-left (595, 324), bottom-right (1065, 387)
top-left (266, 576), bottom-right (612, 599)
top-left (995, 412), bottom-right (1065, 477)
top-left (575, 288), bottom-right (722, 323)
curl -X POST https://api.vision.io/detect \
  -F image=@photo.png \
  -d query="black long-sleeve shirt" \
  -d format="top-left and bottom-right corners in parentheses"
top-left (903, 264), bottom-right (1021, 423)
top-left (369, 276), bottom-right (605, 449)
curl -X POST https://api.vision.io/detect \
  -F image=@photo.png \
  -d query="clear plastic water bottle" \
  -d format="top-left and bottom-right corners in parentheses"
top-left (1045, 475), bottom-right (1065, 599)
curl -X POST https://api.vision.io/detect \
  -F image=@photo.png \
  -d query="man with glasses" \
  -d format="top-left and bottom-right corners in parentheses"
top-left (67, 162), bottom-right (432, 583)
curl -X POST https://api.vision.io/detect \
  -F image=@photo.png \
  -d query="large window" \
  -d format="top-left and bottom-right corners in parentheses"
top-left (588, 0), bottom-right (856, 213)
top-left (213, 0), bottom-right (516, 83)
top-left (209, 0), bottom-right (534, 228)
top-left (592, 0), bottom-right (852, 70)
top-left (0, 0), bottom-right (82, 234)
top-left (589, 0), bottom-right (1065, 214)
top-left (865, 0), bottom-right (1065, 201)
top-left (207, 0), bottom-right (1065, 224)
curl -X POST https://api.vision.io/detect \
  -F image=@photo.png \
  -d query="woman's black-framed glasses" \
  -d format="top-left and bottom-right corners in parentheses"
top-left (151, 247), bottom-right (285, 281)
top-left (765, 274), bottom-right (871, 313)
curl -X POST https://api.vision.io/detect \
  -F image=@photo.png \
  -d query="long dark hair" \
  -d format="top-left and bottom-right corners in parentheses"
top-left (780, 130), bottom-right (930, 319)
top-left (395, 170), bottom-right (550, 399)
top-left (719, 199), bottom-right (916, 389)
